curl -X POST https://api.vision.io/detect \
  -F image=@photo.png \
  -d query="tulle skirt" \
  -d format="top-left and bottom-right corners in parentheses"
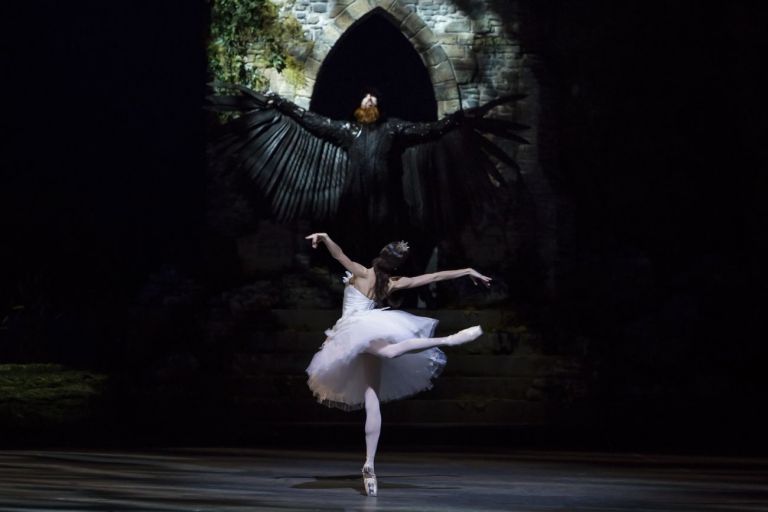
top-left (306, 308), bottom-right (447, 410)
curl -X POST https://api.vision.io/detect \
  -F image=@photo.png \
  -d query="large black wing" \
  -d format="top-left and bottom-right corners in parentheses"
top-left (398, 94), bottom-right (529, 234)
top-left (208, 84), bottom-right (354, 222)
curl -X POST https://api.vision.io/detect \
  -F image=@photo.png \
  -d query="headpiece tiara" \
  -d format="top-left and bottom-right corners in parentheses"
top-left (391, 240), bottom-right (409, 256)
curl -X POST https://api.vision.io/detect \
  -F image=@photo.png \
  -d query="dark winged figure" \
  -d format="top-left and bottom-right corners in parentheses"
top-left (207, 83), bottom-right (529, 250)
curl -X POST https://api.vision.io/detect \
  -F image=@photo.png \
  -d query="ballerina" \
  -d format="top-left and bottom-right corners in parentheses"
top-left (304, 232), bottom-right (491, 497)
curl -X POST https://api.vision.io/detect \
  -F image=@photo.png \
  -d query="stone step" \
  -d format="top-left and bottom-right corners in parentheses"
top-left (230, 397), bottom-right (555, 424)
top-left (243, 329), bottom-right (518, 355)
top-left (233, 375), bottom-right (536, 400)
top-left (233, 353), bottom-right (559, 377)
top-left (267, 309), bottom-right (516, 332)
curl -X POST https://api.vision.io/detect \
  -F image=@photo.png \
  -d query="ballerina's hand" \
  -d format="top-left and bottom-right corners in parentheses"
top-left (468, 268), bottom-right (492, 288)
top-left (305, 233), bottom-right (326, 249)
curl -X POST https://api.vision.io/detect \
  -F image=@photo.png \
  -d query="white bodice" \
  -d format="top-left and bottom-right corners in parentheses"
top-left (340, 271), bottom-right (377, 317)
top-left (342, 284), bottom-right (376, 317)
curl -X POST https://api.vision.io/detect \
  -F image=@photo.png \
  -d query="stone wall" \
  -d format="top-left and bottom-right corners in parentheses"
top-left (268, 0), bottom-right (526, 115)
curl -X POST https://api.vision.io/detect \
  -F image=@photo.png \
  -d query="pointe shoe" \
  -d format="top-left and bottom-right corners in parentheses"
top-left (362, 464), bottom-right (377, 497)
top-left (444, 325), bottom-right (483, 346)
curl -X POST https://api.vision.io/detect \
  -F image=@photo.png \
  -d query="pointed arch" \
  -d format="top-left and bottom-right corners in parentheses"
top-left (310, 9), bottom-right (437, 121)
top-left (300, 1), bottom-right (460, 117)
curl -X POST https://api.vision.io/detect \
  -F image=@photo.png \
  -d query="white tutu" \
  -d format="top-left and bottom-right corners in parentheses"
top-left (306, 275), bottom-right (447, 410)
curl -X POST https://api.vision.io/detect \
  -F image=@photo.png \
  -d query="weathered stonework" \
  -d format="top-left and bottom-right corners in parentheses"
top-left (267, 0), bottom-right (527, 119)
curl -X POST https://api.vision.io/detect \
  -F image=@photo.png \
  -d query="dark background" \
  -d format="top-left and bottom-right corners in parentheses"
top-left (2, 1), bottom-right (765, 451)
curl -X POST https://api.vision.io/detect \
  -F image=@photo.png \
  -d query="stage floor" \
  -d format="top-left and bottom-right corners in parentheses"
top-left (1, 448), bottom-right (766, 511)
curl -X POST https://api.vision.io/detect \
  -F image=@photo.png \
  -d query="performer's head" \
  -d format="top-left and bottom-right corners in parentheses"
top-left (372, 241), bottom-right (410, 273)
top-left (354, 87), bottom-right (381, 124)
top-left (360, 93), bottom-right (377, 109)
top-left (371, 241), bottom-right (409, 306)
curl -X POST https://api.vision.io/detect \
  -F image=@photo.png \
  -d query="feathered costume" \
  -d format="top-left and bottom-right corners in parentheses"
top-left (207, 84), bottom-right (528, 235)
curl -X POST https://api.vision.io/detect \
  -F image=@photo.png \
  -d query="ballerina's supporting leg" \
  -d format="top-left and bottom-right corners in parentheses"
top-left (361, 354), bottom-right (381, 496)
top-left (365, 325), bottom-right (483, 359)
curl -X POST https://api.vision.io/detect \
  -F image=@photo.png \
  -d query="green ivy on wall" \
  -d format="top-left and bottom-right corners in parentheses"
top-left (208, 0), bottom-right (312, 91)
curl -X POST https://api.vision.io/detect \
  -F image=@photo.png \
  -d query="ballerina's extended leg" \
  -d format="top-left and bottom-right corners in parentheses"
top-left (366, 326), bottom-right (483, 359)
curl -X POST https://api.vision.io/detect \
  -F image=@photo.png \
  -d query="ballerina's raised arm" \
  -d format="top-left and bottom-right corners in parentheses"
top-left (305, 232), bottom-right (368, 279)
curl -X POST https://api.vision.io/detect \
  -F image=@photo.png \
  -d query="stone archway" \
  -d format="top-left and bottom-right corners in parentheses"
top-left (309, 10), bottom-right (438, 122)
top-left (299, 1), bottom-right (460, 117)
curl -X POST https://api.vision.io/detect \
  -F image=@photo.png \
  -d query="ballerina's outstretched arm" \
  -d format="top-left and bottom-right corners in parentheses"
top-left (389, 267), bottom-right (492, 291)
top-left (305, 232), bottom-right (368, 279)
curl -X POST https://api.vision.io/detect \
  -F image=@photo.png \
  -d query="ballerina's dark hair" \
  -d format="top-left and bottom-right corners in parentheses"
top-left (371, 241), bottom-right (409, 307)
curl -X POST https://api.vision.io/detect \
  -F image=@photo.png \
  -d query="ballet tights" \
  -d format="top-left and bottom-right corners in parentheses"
top-left (363, 386), bottom-right (380, 471)
top-left (365, 326), bottom-right (481, 359)
top-left (361, 354), bottom-right (382, 472)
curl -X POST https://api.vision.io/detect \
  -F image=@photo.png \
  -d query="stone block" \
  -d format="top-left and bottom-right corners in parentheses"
top-left (333, 9), bottom-right (356, 30)
top-left (400, 11), bottom-right (426, 38)
top-left (307, 13), bottom-right (319, 24)
top-left (311, 2), bottom-right (327, 13)
top-left (451, 55), bottom-right (477, 70)
top-left (320, 23), bottom-right (343, 42)
top-left (303, 57), bottom-right (322, 76)
top-left (457, 33), bottom-right (475, 46)
top-left (409, 27), bottom-right (437, 52)
top-left (310, 26), bottom-right (324, 39)
top-left (443, 43), bottom-right (464, 58)
top-left (329, 0), bottom-right (355, 16)
top-left (311, 39), bottom-right (332, 58)
top-left (433, 81), bottom-right (460, 101)
top-left (386, 0), bottom-right (414, 23)
top-left (435, 34), bottom-right (457, 46)
top-left (374, 0), bottom-right (397, 10)
top-left (438, 99), bottom-right (461, 116)
top-left (345, 0), bottom-right (373, 20)
top-left (424, 44), bottom-right (447, 66)
top-left (444, 19), bottom-right (470, 33)
top-left (471, 18), bottom-right (492, 35)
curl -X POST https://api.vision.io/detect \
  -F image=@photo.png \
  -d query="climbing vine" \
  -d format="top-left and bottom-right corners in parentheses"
top-left (208, 0), bottom-right (312, 91)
